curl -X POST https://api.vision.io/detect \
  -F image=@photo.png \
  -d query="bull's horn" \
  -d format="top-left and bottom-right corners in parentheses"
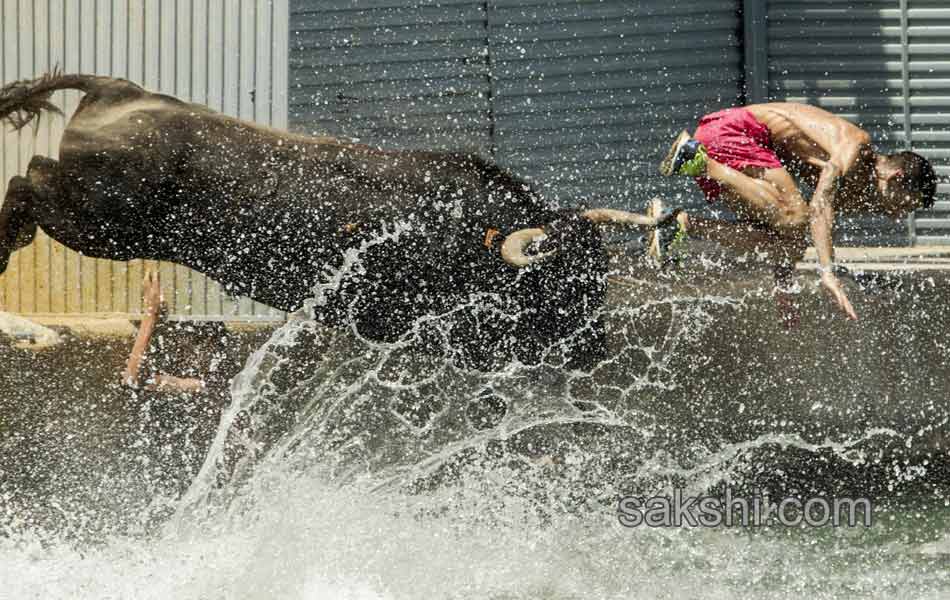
top-left (581, 208), bottom-right (656, 227)
top-left (501, 227), bottom-right (555, 268)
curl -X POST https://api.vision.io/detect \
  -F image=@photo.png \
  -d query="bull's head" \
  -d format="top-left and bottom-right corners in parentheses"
top-left (467, 207), bottom-right (663, 369)
top-left (500, 208), bottom-right (657, 268)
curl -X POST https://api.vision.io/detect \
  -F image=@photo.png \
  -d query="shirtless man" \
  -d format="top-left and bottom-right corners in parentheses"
top-left (659, 103), bottom-right (937, 320)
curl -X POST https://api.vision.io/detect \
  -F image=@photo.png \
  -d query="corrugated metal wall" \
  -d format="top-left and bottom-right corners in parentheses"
top-left (288, 0), bottom-right (744, 213)
top-left (905, 0), bottom-right (950, 245)
top-left (288, 0), bottom-right (493, 154)
top-left (0, 0), bottom-right (289, 319)
top-left (766, 0), bottom-right (950, 246)
top-left (487, 0), bottom-right (743, 210)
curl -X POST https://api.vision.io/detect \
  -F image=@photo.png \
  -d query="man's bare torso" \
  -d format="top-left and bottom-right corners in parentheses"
top-left (744, 103), bottom-right (876, 211)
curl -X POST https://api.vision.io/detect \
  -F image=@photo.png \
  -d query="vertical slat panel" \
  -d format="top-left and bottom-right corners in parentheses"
top-left (95, 0), bottom-right (115, 313)
top-left (4, 0), bottom-right (22, 313)
top-left (238, 1), bottom-right (256, 131)
top-left (204, 0), bottom-right (225, 317)
top-left (18, 0), bottom-right (38, 314)
top-left (112, 1), bottom-right (129, 76)
top-left (110, 0), bottom-right (130, 314)
top-left (127, 0), bottom-right (146, 315)
top-left (1, 0), bottom-right (290, 319)
top-left (272, 0), bottom-right (289, 129)
top-left (255, 0), bottom-right (273, 126)
top-left (48, 0), bottom-right (67, 314)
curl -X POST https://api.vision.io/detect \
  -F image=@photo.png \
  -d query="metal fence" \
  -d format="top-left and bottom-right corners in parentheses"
top-left (0, 0), bottom-right (289, 319)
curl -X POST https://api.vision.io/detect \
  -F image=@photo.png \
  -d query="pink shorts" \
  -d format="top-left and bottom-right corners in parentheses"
top-left (693, 107), bottom-right (783, 201)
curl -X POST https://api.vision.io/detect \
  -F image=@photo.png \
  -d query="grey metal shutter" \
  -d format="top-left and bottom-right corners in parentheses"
top-left (487, 0), bottom-right (744, 211)
top-left (766, 0), bottom-right (950, 246)
top-left (906, 0), bottom-right (950, 245)
top-left (288, 0), bottom-right (493, 154)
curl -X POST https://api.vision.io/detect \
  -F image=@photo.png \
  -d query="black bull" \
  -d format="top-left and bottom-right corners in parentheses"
top-left (0, 74), bottom-right (658, 369)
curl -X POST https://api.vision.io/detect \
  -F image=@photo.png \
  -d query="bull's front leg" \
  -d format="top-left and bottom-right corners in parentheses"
top-left (0, 175), bottom-right (38, 275)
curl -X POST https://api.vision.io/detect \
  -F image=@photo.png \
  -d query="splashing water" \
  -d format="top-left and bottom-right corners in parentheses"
top-left (2, 248), bottom-right (949, 599)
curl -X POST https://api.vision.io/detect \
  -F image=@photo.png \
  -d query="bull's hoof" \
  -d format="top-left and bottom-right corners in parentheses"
top-left (466, 388), bottom-right (508, 430)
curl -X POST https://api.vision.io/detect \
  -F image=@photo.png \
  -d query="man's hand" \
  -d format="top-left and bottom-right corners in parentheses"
top-left (820, 271), bottom-right (858, 320)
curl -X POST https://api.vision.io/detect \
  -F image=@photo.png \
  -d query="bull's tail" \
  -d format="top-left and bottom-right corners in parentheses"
top-left (0, 69), bottom-right (117, 131)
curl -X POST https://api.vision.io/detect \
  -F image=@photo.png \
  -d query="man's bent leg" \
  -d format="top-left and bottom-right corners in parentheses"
top-left (704, 161), bottom-right (809, 236)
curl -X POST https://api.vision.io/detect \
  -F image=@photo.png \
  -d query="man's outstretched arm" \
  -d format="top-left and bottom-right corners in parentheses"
top-left (122, 270), bottom-right (206, 392)
top-left (123, 271), bottom-right (163, 387)
top-left (809, 160), bottom-right (858, 320)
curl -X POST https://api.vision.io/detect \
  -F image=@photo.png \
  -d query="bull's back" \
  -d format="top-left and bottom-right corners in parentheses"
top-left (60, 86), bottom-right (206, 158)
top-left (44, 83), bottom-right (559, 315)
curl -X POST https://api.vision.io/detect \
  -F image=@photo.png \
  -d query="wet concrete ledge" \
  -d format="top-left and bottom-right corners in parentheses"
top-left (799, 245), bottom-right (950, 272)
top-left (603, 246), bottom-right (950, 459)
top-left (5, 246), bottom-right (949, 337)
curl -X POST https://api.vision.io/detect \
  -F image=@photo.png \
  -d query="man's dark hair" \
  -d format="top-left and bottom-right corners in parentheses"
top-left (887, 151), bottom-right (937, 209)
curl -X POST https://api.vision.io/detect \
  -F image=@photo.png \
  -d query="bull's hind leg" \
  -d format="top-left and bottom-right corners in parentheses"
top-left (0, 156), bottom-right (64, 275)
top-left (0, 176), bottom-right (38, 275)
